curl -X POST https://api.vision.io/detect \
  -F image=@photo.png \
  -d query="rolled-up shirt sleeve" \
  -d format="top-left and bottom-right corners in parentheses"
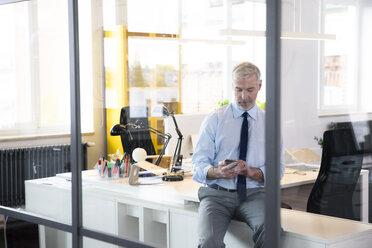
top-left (191, 113), bottom-right (218, 185)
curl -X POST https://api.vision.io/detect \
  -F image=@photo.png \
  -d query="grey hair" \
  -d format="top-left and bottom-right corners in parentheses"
top-left (232, 62), bottom-right (261, 84)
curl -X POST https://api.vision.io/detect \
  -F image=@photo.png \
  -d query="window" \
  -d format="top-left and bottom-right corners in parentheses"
top-left (0, 3), bottom-right (32, 131)
top-left (181, 0), bottom-right (266, 113)
top-left (103, 0), bottom-right (267, 156)
top-left (0, 0), bottom-right (93, 138)
top-left (103, 0), bottom-right (266, 115)
top-left (319, 1), bottom-right (358, 114)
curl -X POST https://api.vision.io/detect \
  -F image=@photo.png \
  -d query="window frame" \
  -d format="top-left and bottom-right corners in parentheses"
top-left (0, 0), bottom-right (94, 139)
top-left (318, 0), bottom-right (360, 116)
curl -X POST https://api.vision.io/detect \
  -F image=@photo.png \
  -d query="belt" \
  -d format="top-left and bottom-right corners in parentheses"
top-left (207, 184), bottom-right (237, 192)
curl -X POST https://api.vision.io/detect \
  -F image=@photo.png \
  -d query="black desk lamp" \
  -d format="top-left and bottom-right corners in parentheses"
top-left (110, 122), bottom-right (171, 166)
top-left (151, 105), bottom-right (184, 181)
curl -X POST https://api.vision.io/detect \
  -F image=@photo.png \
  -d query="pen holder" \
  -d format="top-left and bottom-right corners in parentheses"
top-left (113, 165), bottom-right (120, 179)
top-left (128, 164), bottom-right (140, 185)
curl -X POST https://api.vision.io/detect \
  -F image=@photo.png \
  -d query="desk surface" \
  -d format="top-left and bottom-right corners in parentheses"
top-left (54, 165), bottom-right (368, 212)
top-left (53, 165), bottom-right (321, 204)
top-left (281, 166), bottom-right (319, 188)
top-left (281, 208), bottom-right (372, 242)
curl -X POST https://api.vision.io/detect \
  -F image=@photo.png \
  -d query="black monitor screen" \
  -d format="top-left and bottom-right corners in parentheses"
top-left (333, 121), bottom-right (372, 154)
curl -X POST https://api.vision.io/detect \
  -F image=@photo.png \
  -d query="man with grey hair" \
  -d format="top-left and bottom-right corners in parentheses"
top-left (192, 62), bottom-right (285, 248)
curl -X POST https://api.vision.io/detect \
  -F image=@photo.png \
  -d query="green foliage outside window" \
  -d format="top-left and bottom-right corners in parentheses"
top-left (218, 99), bottom-right (266, 110)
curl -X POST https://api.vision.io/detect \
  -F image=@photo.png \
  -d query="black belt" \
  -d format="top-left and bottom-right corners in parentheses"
top-left (207, 184), bottom-right (237, 192)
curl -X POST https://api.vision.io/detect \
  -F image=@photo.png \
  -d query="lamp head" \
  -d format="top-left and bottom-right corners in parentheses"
top-left (132, 148), bottom-right (147, 162)
top-left (151, 105), bottom-right (170, 118)
top-left (110, 124), bottom-right (127, 136)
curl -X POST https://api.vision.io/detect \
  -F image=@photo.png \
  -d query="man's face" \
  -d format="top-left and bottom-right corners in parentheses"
top-left (233, 74), bottom-right (262, 111)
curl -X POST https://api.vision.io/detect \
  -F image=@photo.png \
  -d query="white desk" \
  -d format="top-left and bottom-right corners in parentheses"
top-left (25, 168), bottom-right (372, 248)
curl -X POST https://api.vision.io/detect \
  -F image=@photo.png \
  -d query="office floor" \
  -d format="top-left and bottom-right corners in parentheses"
top-left (0, 218), bottom-right (39, 248)
top-left (281, 183), bottom-right (313, 211)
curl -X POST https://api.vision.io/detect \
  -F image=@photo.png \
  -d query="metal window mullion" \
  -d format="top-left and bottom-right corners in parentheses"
top-left (81, 227), bottom-right (155, 248)
top-left (0, 206), bottom-right (72, 233)
top-left (355, 0), bottom-right (362, 111)
top-left (0, 0), bottom-right (29, 5)
top-left (318, 0), bottom-right (325, 112)
top-left (67, 0), bottom-right (82, 248)
top-left (28, 0), bottom-right (41, 130)
top-left (265, 0), bottom-right (281, 247)
top-left (223, 0), bottom-right (232, 101)
top-left (0, 205), bottom-right (155, 248)
top-left (178, 0), bottom-right (182, 113)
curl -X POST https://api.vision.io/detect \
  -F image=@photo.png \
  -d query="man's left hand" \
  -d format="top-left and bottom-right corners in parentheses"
top-left (237, 161), bottom-right (264, 182)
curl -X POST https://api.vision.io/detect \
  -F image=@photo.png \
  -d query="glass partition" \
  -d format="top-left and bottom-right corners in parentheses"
top-left (0, 0), bottom-right (73, 247)
top-left (88, 0), bottom-right (275, 247)
top-left (0, 0), bottom-right (294, 247)
top-left (5, 0), bottom-right (372, 247)
top-left (281, 0), bottom-right (372, 246)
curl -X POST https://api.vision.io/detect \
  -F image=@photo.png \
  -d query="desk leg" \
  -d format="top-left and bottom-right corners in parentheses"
top-left (38, 225), bottom-right (46, 248)
top-left (360, 172), bottom-right (369, 223)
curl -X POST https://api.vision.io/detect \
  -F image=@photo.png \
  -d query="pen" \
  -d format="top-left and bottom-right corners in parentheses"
top-left (97, 159), bottom-right (102, 177)
top-left (103, 161), bottom-right (108, 178)
top-left (108, 162), bottom-right (112, 178)
top-left (121, 153), bottom-right (126, 165)
top-left (125, 155), bottom-right (129, 177)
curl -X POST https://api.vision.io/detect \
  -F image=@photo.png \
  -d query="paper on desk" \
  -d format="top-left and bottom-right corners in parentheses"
top-left (285, 148), bottom-right (321, 163)
top-left (134, 161), bottom-right (167, 176)
top-left (38, 177), bottom-right (90, 188)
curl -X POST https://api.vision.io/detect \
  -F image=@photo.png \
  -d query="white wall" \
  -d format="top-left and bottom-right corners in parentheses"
top-left (281, 0), bottom-right (372, 150)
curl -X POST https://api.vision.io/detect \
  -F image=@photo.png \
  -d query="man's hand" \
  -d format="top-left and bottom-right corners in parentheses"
top-left (207, 160), bottom-right (245, 179)
top-left (207, 160), bottom-right (264, 182)
top-left (243, 166), bottom-right (264, 182)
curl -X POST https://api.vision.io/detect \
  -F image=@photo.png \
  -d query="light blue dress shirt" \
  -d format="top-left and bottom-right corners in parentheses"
top-left (192, 102), bottom-right (285, 189)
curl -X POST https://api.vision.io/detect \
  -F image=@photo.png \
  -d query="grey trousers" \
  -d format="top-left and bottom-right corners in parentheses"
top-left (197, 186), bottom-right (265, 248)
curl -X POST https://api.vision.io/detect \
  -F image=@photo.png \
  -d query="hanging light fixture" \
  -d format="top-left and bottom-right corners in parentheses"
top-left (220, 0), bottom-right (336, 41)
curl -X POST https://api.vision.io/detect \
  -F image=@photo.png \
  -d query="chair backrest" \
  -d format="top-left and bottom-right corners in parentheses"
top-left (306, 128), bottom-right (364, 220)
top-left (119, 106), bottom-right (156, 157)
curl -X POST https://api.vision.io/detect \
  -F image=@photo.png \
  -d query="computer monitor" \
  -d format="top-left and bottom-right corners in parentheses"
top-left (333, 120), bottom-right (372, 154)
top-left (164, 113), bottom-right (208, 159)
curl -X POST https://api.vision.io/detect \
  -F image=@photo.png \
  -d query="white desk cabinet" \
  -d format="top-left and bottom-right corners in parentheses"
top-left (25, 171), bottom-right (372, 248)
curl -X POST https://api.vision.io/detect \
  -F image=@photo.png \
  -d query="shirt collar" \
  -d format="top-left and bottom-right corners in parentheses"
top-left (231, 102), bottom-right (258, 121)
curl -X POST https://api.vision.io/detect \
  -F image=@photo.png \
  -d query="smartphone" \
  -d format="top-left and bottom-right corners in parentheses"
top-left (224, 159), bottom-right (238, 169)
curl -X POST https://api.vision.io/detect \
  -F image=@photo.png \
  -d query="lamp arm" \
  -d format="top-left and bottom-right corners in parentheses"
top-left (171, 136), bottom-right (183, 171)
top-left (132, 120), bottom-right (172, 166)
top-left (171, 114), bottom-right (183, 139)
top-left (133, 120), bottom-right (171, 140)
top-left (155, 136), bottom-right (171, 166)
top-left (148, 126), bottom-right (171, 139)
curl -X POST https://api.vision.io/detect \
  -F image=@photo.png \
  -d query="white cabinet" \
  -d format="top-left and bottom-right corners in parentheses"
top-left (169, 205), bottom-right (199, 248)
top-left (25, 173), bottom-right (372, 248)
top-left (117, 202), bottom-right (141, 242)
top-left (117, 199), bottom-right (169, 248)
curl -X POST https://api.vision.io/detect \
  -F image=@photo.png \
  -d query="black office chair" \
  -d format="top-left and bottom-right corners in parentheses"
top-left (306, 128), bottom-right (364, 220)
top-left (119, 106), bottom-right (156, 156)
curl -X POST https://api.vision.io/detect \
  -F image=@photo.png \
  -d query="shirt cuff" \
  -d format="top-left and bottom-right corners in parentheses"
top-left (192, 164), bottom-right (214, 185)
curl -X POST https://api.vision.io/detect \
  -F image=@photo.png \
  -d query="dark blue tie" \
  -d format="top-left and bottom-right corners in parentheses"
top-left (238, 112), bottom-right (248, 202)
